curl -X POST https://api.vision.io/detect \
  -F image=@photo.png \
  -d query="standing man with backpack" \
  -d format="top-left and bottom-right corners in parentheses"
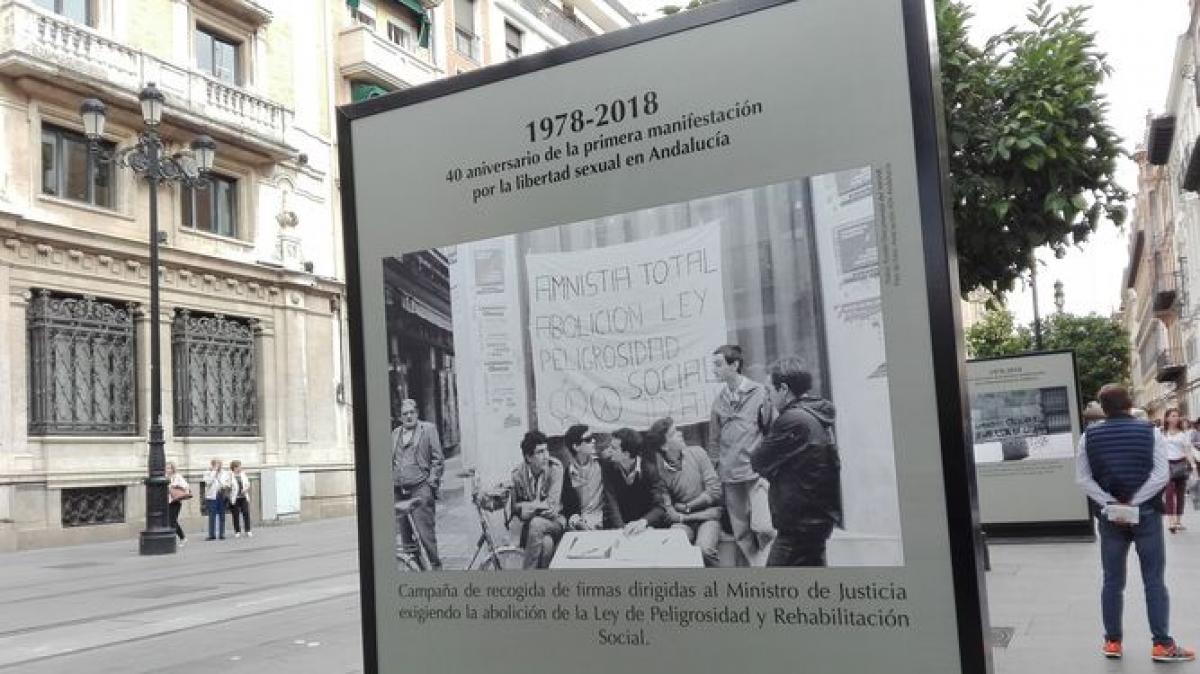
top-left (751, 357), bottom-right (841, 567)
top-left (1076, 384), bottom-right (1194, 662)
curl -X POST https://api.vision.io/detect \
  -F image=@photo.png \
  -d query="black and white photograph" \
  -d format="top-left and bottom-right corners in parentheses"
top-left (970, 386), bottom-right (1074, 463)
top-left (380, 167), bottom-right (903, 570)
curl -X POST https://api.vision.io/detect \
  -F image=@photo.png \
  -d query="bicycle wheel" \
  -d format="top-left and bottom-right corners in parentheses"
top-left (479, 546), bottom-right (525, 571)
top-left (397, 553), bottom-right (423, 573)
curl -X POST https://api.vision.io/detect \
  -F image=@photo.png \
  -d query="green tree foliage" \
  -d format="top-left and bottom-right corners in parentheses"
top-left (966, 309), bottom-right (1130, 403)
top-left (964, 309), bottom-right (1031, 358)
top-left (655, 0), bottom-right (1127, 297)
top-left (937, 0), bottom-right (1127, 296)
top-left (1040, 312), bottom-right (1131, 404)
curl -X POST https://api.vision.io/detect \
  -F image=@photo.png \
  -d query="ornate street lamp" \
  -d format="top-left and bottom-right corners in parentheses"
top-left (79, 83), bottom-right (217, 556)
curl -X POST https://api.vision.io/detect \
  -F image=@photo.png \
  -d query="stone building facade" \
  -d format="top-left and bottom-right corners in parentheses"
top-left (0, 0), bottom-right (632, 550)
top-left (1125, 1), bottom-right (1200, 417)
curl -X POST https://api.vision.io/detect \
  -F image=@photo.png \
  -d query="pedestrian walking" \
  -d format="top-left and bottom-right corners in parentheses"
top-left (166, 462), bottom-right (191, 547)
top-left (229, 460), bottom-right (253, 538)
top-left (203, 458), bottom-right (231, 541)
top-left (1161, 409), bottom-right (1195, 533)
top-left (1076, 385), bottom-right (1194, 662)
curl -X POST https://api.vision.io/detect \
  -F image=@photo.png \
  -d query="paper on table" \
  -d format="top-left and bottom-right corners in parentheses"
top-left (610, 530), bottom-right (676, 562)
top-left (564, 535), bottom-right (613, 559)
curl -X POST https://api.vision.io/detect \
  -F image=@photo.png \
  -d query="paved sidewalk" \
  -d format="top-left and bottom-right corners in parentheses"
top-left (4, 507), bottom-right (1200, 672)
top-left (987, 522), bottom-right (1200, 673)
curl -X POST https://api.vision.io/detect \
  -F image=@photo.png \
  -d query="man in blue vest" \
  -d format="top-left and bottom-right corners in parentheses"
top-left (1076, 384), bottom-right (1193, 662)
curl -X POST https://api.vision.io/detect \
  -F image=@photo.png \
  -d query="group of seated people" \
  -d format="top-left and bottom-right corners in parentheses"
top-left (508, 417), bottom-right (723, 569)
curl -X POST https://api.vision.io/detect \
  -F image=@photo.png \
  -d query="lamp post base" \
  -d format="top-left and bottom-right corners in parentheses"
top-left (139, 528), bottom-right (177, 555)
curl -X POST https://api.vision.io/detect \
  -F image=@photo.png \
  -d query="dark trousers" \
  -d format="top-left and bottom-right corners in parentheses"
top-left (206, 498), bottom-right (226, 539)
top-left (231, 497), bottom-right (252, 533)
top-left (1098, 508), bottom-right (1170, 645)
top-left (395, 482), bottom-right (440, 569)
top-left (1165, 468), bottom-right (1188, 516)
top-left (168, 500), bottom-right (185, 540)
top-left (767, 522), bottom-right (834, 567)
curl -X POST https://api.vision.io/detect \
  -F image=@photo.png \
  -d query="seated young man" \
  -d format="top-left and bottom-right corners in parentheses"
top-left (646, 417), bottom-right (723, 567)
top-left (509, 430), bottom-right (565, 569)
top-left (563, 424), bottom-right (606, 530)
top-left (600, 428), bottom-right (666, 534)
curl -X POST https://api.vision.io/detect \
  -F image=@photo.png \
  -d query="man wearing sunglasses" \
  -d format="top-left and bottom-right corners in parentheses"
top-left (563, 424), bottom-right (605, 530)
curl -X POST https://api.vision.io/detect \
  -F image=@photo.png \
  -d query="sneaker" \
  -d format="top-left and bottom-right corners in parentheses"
top-left (246, 531), bottom-right (253, 538)
top-left (1151, 642), bottom-right (1196, 662)
top-left (235, 532), bottom-right (241, 539)
top-left (1102, 640), bottom-right (1122, 659)
top-left (178, 539), bottom-right (187, 548)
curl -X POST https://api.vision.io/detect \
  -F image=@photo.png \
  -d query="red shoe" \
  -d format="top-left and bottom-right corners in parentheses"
top-left (1102, 640), bottom-right (1122, 659)
top-left (1151, 642), bottom-right (1195, 662)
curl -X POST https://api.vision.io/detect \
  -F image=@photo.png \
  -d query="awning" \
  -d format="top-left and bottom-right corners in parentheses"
top-left (1147, 115), bottom-right (1176, 166)
top-left (351, 82), bottom-right (391, 102)
top-left (345, 0), bottom-right (431, 48)
top-left (392, 0), bottom-right (432, 48)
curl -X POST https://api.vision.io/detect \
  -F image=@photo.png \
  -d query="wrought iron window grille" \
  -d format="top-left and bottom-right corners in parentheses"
top-left (62, 486), bottom-right (126, 527)
top-left (27, 289), bottom-right (138, 436)
top-left (172, 309), bottom-right (259, 436)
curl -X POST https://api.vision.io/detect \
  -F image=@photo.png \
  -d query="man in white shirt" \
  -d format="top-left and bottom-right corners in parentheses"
top-left (203, 458), bottom-right (231, 540)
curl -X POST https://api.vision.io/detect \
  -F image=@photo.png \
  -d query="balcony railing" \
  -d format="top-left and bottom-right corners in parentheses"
top-left (337, 23), bottom-right (439, 90)
top-left (1154, 277), bottom-right (1179, 314)
top-left (513, 0), bottom-right (596, 43)
top-left (1156, 347), bottom-right (1187, 384)
top-left (0, 1), bottom-right (292, 153)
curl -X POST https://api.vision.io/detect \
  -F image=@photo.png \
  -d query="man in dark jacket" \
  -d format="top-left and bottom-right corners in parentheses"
top-left (1076, 384), bottom-right (1192, 662)
top-left (599, 428), bottom-right (666, 534)
top-left (751, 357), bottom-right (841, 567)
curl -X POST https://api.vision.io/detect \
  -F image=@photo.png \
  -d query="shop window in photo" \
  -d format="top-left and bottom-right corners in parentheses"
top-left (41, 124), bottom-right (114, 208)
top-left (172, 310), bottom-right (258, 437)
top-left (195, 26), bottom-right (241, 84)
top-left (61, 486), bottom-right (126, 527)
top-left (182, 174), bottom-right (238, 238)
top-left (27, 289), bottom-right (137, 436)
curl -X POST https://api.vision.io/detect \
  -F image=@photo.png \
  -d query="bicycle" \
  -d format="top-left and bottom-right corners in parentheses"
top-left (459, 468), bottom-right (525, 571)
top-left (395, 496), bottom-right (434, 572)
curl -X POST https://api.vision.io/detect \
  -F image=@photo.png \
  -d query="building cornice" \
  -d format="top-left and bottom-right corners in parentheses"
top-left (2, 219), bottom-right (344, 310)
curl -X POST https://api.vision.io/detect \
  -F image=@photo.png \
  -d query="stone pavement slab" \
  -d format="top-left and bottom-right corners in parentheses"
top-left (987, 522), bottom-right (1200, 673)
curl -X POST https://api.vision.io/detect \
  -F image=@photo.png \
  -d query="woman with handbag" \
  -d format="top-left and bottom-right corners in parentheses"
top-left (229, 460), bottom-right (253, 538)
top-left (1161, 409), bottom-right (1195, 533)
top-left (166, 462), bottom-right (191, 546)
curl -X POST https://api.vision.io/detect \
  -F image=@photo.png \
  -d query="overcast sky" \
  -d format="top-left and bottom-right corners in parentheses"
top-left (966, 0), bottom-right (1190, 324)
top-left (621, 0), bottom-right (1191, 323)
